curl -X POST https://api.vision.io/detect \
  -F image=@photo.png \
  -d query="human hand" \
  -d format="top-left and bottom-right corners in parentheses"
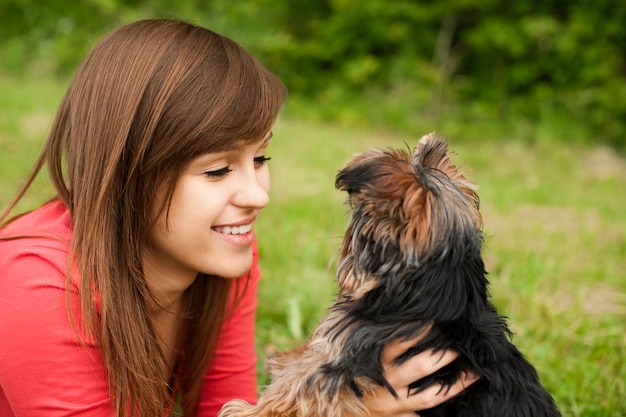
top-left (360, 331), bottom-right (479, 417)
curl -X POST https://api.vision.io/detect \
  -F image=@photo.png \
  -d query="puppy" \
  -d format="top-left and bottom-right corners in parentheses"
top-left (218, 133), bottom-right (561, 417)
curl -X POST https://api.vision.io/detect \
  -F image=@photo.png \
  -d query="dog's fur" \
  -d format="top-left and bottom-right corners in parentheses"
top-left (218, 134), bottom-right (561, 417)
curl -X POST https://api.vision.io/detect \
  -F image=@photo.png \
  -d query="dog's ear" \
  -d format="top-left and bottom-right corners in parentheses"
top-left (335, 147), bottom-right (420, 210)
top-left (335, 149), bottom-right (389, 199)
top-left (412, 132), bottom-right (482, 231)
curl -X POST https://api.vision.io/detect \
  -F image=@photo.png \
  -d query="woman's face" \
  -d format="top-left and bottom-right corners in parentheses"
top-left (144, 132), bottom-right (273, 287)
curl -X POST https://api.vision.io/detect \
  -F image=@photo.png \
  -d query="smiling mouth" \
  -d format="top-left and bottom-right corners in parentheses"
top-left (213, 224), bottom-right (253, 235)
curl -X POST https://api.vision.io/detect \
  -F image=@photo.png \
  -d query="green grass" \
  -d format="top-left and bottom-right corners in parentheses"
top-left (1, 75), bottom-right (625, 417)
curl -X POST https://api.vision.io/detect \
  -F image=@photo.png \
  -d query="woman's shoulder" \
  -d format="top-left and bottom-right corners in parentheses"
top-left (0, 199), bottom-right (73, 279)
top-left (1, 198), bottom-right (71, 238)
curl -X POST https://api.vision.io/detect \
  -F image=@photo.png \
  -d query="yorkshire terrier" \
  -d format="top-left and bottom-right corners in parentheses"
top-left (218, 133), bottom-right (561, 417)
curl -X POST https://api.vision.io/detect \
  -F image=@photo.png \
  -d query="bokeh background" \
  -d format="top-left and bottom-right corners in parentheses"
top-left (1, 0), bottom-right (626, 148)
top-left (1, 1), bottom-right (625, 416)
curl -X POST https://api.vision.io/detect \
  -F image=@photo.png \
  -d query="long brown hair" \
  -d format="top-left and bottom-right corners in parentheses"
top-left (1, 19), bottom-right (287, 416)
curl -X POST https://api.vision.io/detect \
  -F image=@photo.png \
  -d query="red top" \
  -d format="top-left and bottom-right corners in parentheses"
top-left (0, 200), bottom-right (259, 416)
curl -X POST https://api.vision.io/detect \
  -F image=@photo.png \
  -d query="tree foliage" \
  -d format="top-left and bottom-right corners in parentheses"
top-left (1, 0), bottom-right (624, 146)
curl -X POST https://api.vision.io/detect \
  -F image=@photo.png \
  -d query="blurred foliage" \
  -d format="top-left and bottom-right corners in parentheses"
top-left (1, 0), bottom-right (625, 147)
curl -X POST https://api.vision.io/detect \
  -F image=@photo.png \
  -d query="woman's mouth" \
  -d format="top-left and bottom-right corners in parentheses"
top-left (213, 224), bottom-right (253, 235)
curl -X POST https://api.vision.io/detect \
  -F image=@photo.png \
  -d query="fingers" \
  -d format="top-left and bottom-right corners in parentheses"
top-left (361, 370), bottom-right (479, 417)
top-left (381, 323), bottom-right (433, 366)
top-left (373, 329), bottom-right (480, 416)
top-left (405, 371), bottom-right (480, 411)
top-left (385, 348), bottom-right (459, 387)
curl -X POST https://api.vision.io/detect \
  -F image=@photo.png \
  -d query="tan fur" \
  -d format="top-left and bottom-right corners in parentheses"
top-left (218, 314), bottom-right (372, 417)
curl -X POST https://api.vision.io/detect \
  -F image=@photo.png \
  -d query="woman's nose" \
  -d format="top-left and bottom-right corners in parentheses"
top-left (232, 169), bottom-right (270, 209)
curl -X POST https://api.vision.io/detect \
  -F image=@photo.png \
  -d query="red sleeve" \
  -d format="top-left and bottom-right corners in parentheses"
top-left (197, 238), bottom-right (261, 416)
top-left (0, 251), bottom-right (111, 417)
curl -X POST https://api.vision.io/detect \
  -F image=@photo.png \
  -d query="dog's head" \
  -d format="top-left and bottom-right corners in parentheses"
top-left (334, 133), bottom-right (484, 309)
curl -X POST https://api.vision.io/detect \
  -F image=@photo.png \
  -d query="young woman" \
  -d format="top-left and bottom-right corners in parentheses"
top-left (0, 19), bottom-right (476, 417)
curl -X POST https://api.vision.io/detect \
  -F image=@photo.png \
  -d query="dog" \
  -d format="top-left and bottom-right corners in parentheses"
top-left (218, 133), bottom-right (561, 417)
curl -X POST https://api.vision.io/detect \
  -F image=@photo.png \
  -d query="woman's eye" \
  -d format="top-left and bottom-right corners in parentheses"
top-left (203, 166), bottom-right (232, 179)
top-left (202, 156), bottom-right (269, 178)
top-left (254, 155), bottom-right (271, 167)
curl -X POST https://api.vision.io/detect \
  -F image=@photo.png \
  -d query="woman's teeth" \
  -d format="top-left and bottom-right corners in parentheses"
top-left (215, 224), bottom-right (252, 235)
